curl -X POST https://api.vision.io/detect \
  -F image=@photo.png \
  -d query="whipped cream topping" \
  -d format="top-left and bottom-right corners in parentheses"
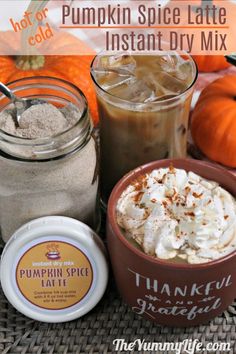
top-left (116, 167), bottom-right (236, 264)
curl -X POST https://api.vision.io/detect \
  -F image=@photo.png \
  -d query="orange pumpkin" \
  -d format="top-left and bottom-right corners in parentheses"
top-left (193, 55), bottom-right (230, 72)
top-left (0, 31), bottom-right (99, 125)
top-left (191, 75), bottom-right (236, 167)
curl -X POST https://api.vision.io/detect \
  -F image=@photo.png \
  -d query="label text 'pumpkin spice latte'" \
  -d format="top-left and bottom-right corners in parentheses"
top-left (15, 240), bottom-right (94, 310)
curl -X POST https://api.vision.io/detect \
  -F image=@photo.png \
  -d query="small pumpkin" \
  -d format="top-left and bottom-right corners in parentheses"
top-left (0, 31), bottom-right (98, 125)
top-left (191, 74), bottom-right (236, 167)
top-left (193, 55), bottom-right (231, 72)
top-left (166, 1), bottom-right (232, 72)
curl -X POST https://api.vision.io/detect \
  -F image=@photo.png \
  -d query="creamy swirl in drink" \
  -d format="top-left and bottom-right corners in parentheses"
top-left (117, 167), bottom-right (236, 264)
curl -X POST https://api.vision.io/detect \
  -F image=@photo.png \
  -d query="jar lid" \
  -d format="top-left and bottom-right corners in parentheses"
top-left (0, 216), bottom-right (108, 323)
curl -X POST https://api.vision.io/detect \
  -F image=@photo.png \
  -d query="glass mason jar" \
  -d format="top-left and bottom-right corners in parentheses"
top-left (0, 77), bottom-right (99, 242)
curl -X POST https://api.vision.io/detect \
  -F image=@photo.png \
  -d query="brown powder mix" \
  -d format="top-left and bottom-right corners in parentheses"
top-left (0, 103), bottom-right (79, 139)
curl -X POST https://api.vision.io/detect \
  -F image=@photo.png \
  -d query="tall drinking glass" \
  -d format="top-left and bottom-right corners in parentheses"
top-left (91, 53), bottom-right (198, 207)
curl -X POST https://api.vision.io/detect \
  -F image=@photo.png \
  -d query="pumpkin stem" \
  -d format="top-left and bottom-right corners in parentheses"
top-left (201, 0), bottom-right (213, 6)
top-left (193, 1), bottom-right (218, 18)
top-left (196, 1), bottom-right (214, 13)
top-left (15, 55), bottom-right (45, 70)
top-left (225, 55), bottom-right (236, 67)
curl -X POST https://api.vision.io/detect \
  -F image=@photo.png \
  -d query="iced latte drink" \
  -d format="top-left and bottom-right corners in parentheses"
top-left (91, 53), bottom-right (197, 205)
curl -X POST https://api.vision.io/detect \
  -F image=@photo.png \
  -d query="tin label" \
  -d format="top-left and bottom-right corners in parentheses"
top-left (15, 240), bottom-right (93, 310)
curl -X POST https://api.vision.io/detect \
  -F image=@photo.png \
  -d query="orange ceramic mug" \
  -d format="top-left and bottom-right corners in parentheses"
top-left (107, 159), bottom-right (236, 327)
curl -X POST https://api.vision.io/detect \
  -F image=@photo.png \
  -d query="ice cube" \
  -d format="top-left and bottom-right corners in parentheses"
top-left (92, 54), bottom-right (137, 91)
top-left (100, 54), bottom-right (136, 74)
top-left (146, 94), bottom-right (178, 102)
top-left (109, 77), bottom-right (155, 103)
top-left (154, 53), bottom-right (179, 73)
top-left (107, 54), bottom-right (136, 73)
top-left (175, 60), bottom-right (194, 83)
top-left (92, 68), bottom-right (134, 91)
top-left (143, 73), bottom-right (176, 98)
top-left (156, 72), bottom-right (188, 95)
top-left (154, 54), bottom-right (193, 84)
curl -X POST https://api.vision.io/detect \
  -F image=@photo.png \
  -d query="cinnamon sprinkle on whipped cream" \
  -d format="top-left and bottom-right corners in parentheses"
top-left (116, 167), bottom-right (236, 264)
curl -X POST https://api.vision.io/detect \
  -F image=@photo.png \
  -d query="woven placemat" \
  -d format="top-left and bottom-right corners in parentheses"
top-left (0, 240), bottom-right (236, 354)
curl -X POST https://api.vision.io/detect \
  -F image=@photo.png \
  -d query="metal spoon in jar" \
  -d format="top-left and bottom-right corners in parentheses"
top-left (0, 82), bottom-right (45, 126)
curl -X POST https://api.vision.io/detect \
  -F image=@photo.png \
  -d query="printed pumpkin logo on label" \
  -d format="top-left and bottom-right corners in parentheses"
top-left (15, 240), bottom-right (94, 310)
